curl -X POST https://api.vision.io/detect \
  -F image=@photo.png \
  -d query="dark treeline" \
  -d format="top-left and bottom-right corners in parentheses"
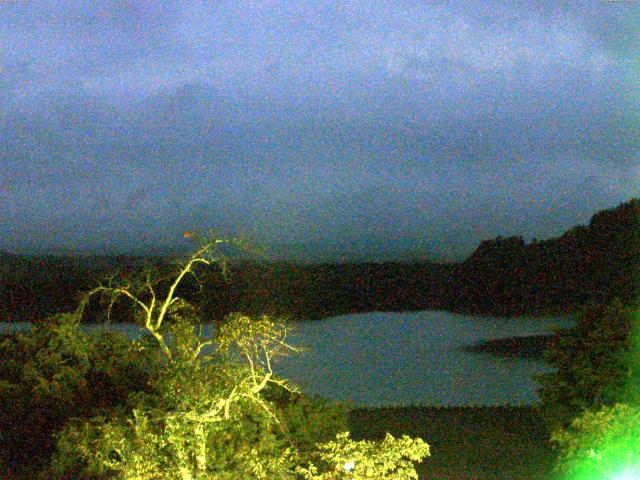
top-left (0, 256), bottom-right (454, 322)
top-left (196, 261), bottom-right (454, 321)
top-left (1, 198), bottom-right (638, 322)
top-left (447, 198), bottom-right (640, 316)
top-left (0, 254), bottom-right (169, 323)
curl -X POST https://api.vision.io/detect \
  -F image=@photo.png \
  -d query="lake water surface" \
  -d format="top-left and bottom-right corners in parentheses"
top-left (0, 310), bottom-right (572, 407)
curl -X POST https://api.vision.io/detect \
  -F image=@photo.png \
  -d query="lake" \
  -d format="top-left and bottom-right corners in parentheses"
top-left (0, 310), bottom-right (572, 407)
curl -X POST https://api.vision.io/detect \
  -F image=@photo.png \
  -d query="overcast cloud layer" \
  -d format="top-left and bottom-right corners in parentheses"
top-left (1, 1), bottom-right (639, 261)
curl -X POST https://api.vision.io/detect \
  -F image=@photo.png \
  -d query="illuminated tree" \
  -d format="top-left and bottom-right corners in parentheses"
top-left (50, 231), bottom-right (429, 479)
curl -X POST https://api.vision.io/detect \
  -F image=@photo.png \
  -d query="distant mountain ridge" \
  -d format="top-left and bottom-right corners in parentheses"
top-left (446, 197), bottom-right (640, 315)
top-left (1, 197), bottom-right (638, 321)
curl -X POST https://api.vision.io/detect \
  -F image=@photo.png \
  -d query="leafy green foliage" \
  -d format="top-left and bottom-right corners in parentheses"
top-left (550, 402), bottom-right (640, 479)
top-left (51, 310), bottom-right (298, 479)
top-left (51, 312), bottom-right (429, 479)
top-left (296, 432), bottom-right (430, 480)
top-left (0, 313), bottom-right (156, 474)
top-left (40, 236), bottom-right (430, 479)
top-left (537, 297), bottom-right (640, 476)
top-left (278, 393), bottom-right (351, 454)
top-left (536, 298), bottom-right (635, 430)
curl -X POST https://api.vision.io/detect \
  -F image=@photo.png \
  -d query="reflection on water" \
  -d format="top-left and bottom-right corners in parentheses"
top-left (0, 310), bottom-right (572, 407)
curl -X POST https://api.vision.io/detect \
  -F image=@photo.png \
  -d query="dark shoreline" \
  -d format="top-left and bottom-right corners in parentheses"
top-left (464, 334), bottom-right (554, 359)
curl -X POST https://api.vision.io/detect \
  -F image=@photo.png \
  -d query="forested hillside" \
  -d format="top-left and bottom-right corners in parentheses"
top-left (1, 198), bottom-right (638, 322)
top-left (446, 198), bottom-right (640, 315)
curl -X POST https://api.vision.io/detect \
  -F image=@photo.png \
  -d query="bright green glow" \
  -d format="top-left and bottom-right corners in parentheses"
top-left (560, 426), bottom-right (640, 480)
top-left (591, 310), bottom-right (640, 480)
top-left (614, 467), bottom-right (640, 480)
top-left (558, 207), bottom-right (640, 479)
top-left (554, 309), bottom-right (640, 480)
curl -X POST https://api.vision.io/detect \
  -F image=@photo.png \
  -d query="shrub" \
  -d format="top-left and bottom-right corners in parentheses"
top-left (296, 432), bottom-right (430, 480)
top-left (39, 233), bottom-right (429, 479)
top-left (536, 298), bottom-right (635, 430)
top-left (0, 313), bottom-right (155, 474)
top-left (551, 402), bottom-right (640, 479)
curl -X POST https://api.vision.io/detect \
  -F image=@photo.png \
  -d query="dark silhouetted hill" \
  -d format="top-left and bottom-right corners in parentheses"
top-left (1, 198), bottom-right (638, 322)
top-left (445, 198), bottom-right (640, 315)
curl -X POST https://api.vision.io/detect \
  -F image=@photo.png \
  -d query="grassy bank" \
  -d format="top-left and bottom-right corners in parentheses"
top-left (349, 405), bottom-right (556, 480)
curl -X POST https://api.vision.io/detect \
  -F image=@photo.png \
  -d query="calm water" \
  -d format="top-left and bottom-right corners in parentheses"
top-left (0, 310), bottom-right (572, 407)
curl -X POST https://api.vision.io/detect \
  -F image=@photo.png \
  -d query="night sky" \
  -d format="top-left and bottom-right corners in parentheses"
top-left (1, 1), bottom-right (638, 261)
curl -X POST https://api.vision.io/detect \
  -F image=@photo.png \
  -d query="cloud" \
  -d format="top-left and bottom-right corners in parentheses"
top-left (0, 1), bottom-right (638, 257)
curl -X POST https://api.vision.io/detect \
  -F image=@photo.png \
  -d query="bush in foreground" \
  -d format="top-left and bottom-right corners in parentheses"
top-left (537, 298), bottom-right (635, 431)
top-left (3, 233), bottom-right (430, 479)
top-left (0, 314), bottom-right (157, 474)
top-left (551, 402), bottom-right (640, 479)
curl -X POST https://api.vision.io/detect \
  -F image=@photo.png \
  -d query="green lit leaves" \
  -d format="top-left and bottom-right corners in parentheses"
top-left (551, 403), bottom-right (640, 480)
top-left (45, 239), bottom-right (430, 480)
top-left (537, 299), bottom-right (634, 430)
top-left (296, 432), bottom-right (430, 480)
